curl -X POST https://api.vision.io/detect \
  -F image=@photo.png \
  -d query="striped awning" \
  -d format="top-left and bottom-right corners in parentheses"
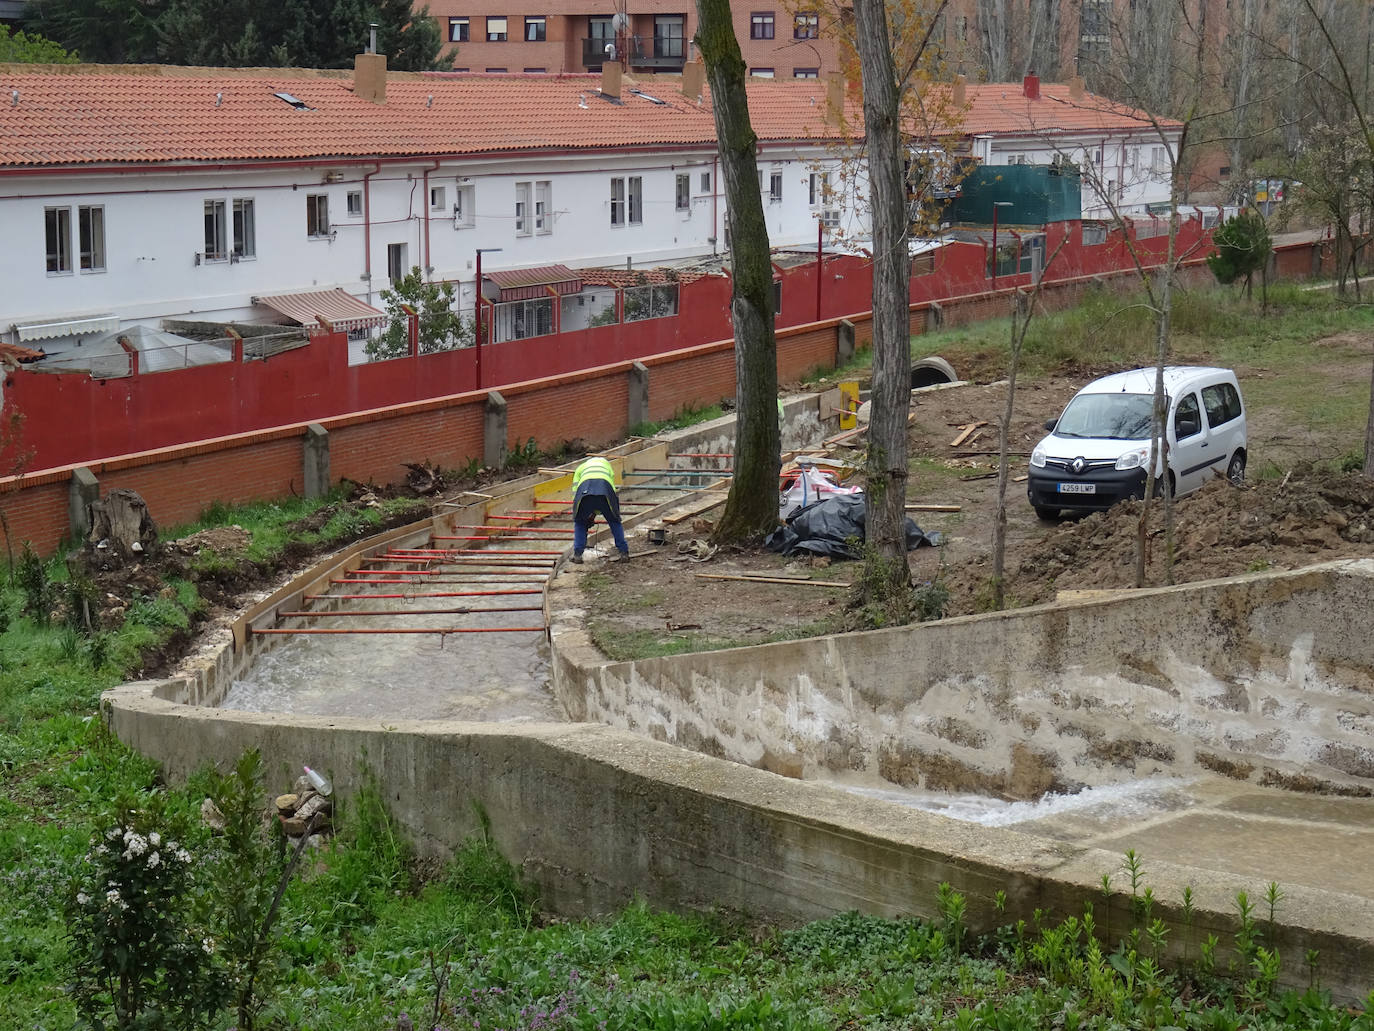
top-left (253, 288), bottom-right (388, 332)
top-left (13, 313), bottom-right (119, 342)
top-left (485, 264), bottom-right (583, 302)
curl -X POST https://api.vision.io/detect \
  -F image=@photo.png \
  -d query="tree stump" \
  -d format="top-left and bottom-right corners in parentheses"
top-left (87, 488), bottom-right (159, 561)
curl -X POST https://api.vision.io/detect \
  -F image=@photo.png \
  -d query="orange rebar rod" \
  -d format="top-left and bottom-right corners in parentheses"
top-left (389, 535), bottom-right (563, 543)
top-left (348, 568), bottom-right (549, 578)
top-left (333, 577), bottom-right (546, 585)
top-left (253, 626), bottom-right (545, 635)
top-left (278, 606), bottom-right (543, 617)
top-left (530, 500), bottom-right (655, 507)
top-left (434, 527), bottom-right (574, 536)
top-left (667, 452), bottom-right (733, 458)
top-left (429, 548), bottom-right (563, 556)
top-left (306, 589), bottom-right (542, 599)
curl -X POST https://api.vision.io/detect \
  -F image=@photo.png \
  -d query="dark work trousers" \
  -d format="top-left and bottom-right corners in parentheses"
top-left (573, 479), bottom-right (629, 556)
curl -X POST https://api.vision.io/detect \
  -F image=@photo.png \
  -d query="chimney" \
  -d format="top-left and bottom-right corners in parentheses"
top-left (1023, 73), bottom-right (1040, 100)
top-left (1069, 75), bottom-right (1085, 101)
top-left (952, 73), bottom-right (966, 108)
top-left (825, 73), bottom-right (844, 125)
top-left (355, 26), bottom-right (387, 105)
top-left (681, 58), bottom-right (705, 100)
top-left (601, 58), bottom-right (622, 100)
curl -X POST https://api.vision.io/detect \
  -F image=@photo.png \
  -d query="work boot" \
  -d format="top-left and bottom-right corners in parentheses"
top-left (615, 551), bottom-right (631, 563)
top-left (570, 553), bottom-right (584, 564)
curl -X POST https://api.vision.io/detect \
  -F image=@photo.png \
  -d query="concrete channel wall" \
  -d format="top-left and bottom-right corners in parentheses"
top-left (104, 555), bottom-right (1374, 1000)
top-left (550, 560), bottom-right (1374, 799)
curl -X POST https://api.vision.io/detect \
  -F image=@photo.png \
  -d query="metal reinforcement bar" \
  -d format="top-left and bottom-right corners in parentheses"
top-left (391, 535), bottom-right (564, 543)
top-left (333, 577), bottom-right (546, 585)
top-left (346, 568), bottom-right (546, 578)
top-left (667, 452), bottom-right (733, 458)
top-left (253, 626), bottom-right (545, 635)
top-left (369, 554), bottom-right (557, 564)
top-left (420, 548), bottom-right (564, 556)
top-left (305, 589), bottom-right (543, 599)
top-left (434, 527), bottom-right (574, 536)
top-left (530, 500), bottom-right (656, 508)
top-left (277, 606), bottom-right (544, 617)
top-left (622, 469), bottom-right (734, 476)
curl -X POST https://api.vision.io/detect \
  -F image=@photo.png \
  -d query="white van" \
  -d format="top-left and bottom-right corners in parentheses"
top-left (1027, 366), bottom-right (1246, 519)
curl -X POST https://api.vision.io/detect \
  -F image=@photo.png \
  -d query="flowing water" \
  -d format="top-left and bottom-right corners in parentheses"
top-left (220, 589), bottom-right (560, 721)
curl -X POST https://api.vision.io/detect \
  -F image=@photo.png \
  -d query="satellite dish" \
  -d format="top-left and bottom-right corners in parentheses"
top-left (610, 12), bottom-right (628, 31)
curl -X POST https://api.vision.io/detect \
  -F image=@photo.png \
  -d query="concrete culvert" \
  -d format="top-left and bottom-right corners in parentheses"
top-left (912, 356), bottom-right (958, 389)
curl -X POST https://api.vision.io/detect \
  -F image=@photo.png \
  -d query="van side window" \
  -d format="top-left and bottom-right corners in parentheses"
top-left (1174, 392), bottom-right (1202, 439)
top-left (1201, 382), bottom-right (1242, 428)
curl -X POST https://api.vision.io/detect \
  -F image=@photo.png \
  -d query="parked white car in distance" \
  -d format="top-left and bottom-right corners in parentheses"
top-left (1027, 366), bottom-right (1247, 519)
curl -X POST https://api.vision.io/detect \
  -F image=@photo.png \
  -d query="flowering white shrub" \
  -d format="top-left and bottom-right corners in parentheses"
top-left (65, 807), bottom-right (230, 1030)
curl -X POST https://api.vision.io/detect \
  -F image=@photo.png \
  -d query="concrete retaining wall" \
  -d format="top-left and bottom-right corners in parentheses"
top-left (102, 680), bottom-right (1374, 1002)
top-left (550, 560), bottom-right (1374, 798)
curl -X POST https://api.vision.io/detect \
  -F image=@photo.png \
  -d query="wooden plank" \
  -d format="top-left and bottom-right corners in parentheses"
top-left (905, 503), bottom-right (962, 512)
top-left (663, 494), bottom-right (727, 525)
top-left (823, 424), bottom-right (867, 447)
top-left (695, 572), bottom-right (852, 588)
top-left (1012, 474), bottom-right (1028, 483)
top-left (948, 421), bottom-right (988, 447)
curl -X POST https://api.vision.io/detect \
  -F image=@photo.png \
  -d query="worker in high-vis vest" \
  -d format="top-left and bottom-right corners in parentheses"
top-left (570, 456), bottom-right (630, 563)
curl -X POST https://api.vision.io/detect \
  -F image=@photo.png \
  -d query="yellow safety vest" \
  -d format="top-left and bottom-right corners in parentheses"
top-left (572, 456), bottom-right (616, 490)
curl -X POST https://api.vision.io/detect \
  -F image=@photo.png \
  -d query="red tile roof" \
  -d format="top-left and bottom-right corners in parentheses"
top-left (945, 82), bottom-right (1182, 138)
top-left (0, 65), bottom-right (857, 167)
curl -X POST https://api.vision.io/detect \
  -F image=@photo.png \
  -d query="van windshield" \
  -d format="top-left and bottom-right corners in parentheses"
top-left (1054, 392), bottom-right (1156, 440)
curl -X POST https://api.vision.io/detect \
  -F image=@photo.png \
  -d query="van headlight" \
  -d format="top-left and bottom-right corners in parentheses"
top-left (1115, 447), bottom-right (1151, 471)
top-left (1030, 445), bottom-right (1047, 468)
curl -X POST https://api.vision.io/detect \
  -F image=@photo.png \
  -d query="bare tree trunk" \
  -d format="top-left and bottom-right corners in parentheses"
top-left (696, 0), bottom-right (781, 542)
top-left (854, 0), bottom-right (912, 620)
top-left (1366, 352), bottom-right (1374, 477)
top-left (977, 0), bottom-right (1008, 81)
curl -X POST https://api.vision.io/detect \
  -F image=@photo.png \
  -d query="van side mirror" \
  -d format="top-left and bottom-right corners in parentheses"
top-left (1177, 414), bottom-right (1200, 437)
top-left (1043, 418), bottom-right (1058, 432)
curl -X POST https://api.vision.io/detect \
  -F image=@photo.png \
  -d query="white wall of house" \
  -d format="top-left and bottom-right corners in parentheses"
top-left (984, 131), bottom-right (1181, 219)
top-left (0, 144), bottom-right (862, 348)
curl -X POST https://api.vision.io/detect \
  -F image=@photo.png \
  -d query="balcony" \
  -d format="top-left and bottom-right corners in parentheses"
top-left (581, 34), bottom-right (685, 71)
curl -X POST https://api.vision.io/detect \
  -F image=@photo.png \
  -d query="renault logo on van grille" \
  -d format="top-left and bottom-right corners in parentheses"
top-left (1071, 457), bottom-right (1087, 474)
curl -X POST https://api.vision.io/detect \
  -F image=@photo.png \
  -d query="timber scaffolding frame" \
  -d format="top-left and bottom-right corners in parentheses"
top-left (232, 438), bottom-right (736, 650)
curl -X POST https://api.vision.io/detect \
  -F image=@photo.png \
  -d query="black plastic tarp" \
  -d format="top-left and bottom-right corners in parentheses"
top-left (764, 494), bottom-right (942, 559)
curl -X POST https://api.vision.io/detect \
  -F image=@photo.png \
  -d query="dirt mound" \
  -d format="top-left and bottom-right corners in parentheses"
top-left (946, 470), bottom-right (1374, 612)
top-left (167, 525), bottom-right (252, 556)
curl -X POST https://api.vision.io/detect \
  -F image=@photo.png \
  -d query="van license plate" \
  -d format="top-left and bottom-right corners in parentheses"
top-left (1058, 483), bottom-right (1096, 494)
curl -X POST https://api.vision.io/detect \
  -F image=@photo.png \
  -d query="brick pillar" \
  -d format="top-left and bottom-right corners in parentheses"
top-left (303, 423), bottom-right (331, 499)
top-left (627, 361), bottom-right (650, 431)
top-left (484, 390), bottom-right (508, 470)
top-left (836, 319), bottom-right (855, 367)
top-left (68, 466), bottom-right (99, 542)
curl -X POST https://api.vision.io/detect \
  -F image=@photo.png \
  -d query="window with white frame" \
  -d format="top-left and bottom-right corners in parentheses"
top-left (610, 176), bottom-right (643, 226)
top-left (232, 198), bottom-right (255, 258)
top-left (808, 171), bottom-right (829, 206)
top-left (769, 170), bottom-right (783, 202)
top-left (525, 15), bottom-right (546, 40)
top-left (793, 67), bottom-right (818, 78)
top-left (676, 173), bottom-right (690, 211)
top-left (610, 178), bottom-right (625, 226)
top-left (430, 185), bottom-right (446, 211)
top-left (347, 190), bottom-right (363, 216)
top-left (306, 194), bottom-right (330, 238)
top-left (534, 180), bottom-right (551, 234)
top-left (700, 171), bottom-right (711, 192)
top-left (203, 200), bottom-right (227, 261)
top-left (750, 68), bottom-right (775, 77)
top-left (454, 184), bottom-right (476, 228)
top-left (1152, 146), bottom-right (1170, 173)
top-left (78, 205), bottom-right (105, 271)
top-left (486, 16), bottom-right (507, 41)
top-left (449, 16), bottom-right (469, 41)
top-left (515, 181), bottom-right (531, 236)
top-left (750, 11), bottom-right (774, 39)
top-left (45, 207), bottom-right (71, 274)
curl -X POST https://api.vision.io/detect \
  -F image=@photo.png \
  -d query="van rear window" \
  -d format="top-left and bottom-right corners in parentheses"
top-left (1201, 382), bottom-right (1242, 428)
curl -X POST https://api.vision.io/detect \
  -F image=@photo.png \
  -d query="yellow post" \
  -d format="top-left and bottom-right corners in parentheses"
top-left (838, 381), bottom-right (859, 430)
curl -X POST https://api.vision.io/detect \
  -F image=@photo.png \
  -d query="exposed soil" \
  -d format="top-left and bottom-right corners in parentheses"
top-left (584, 350), bottom-right (1374, 647)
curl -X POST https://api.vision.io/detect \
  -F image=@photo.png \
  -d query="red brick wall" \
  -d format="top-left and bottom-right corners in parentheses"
top-left (643, 345), bottom-right (737, 420)
top-left (507, 370), bottom-right (630, 451)
top-left (0, 474), bottom-right (70, 556)
top-left (328, 401), bottom-right (486, 486)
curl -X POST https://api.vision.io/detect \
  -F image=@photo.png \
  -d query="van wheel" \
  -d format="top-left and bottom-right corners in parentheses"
top-left (1152, 473), bottom-right (1176, 499)
top-left (1227, 451), bottom-right (1246, 485)
top-left (1033, 505), bottom-right (1059, 521)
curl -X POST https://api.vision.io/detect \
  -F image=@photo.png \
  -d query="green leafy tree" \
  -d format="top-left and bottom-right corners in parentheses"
top-left (24, 0), bottom-right (165, 62)
top-left (26, 0), bottom-right (451, 69)
top-left (1206, 210), bottom-right (1272, 300)
top-left (369, 266), bottom-right (472, 360)
top-left (0, 23), bottom-right (79, 62)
